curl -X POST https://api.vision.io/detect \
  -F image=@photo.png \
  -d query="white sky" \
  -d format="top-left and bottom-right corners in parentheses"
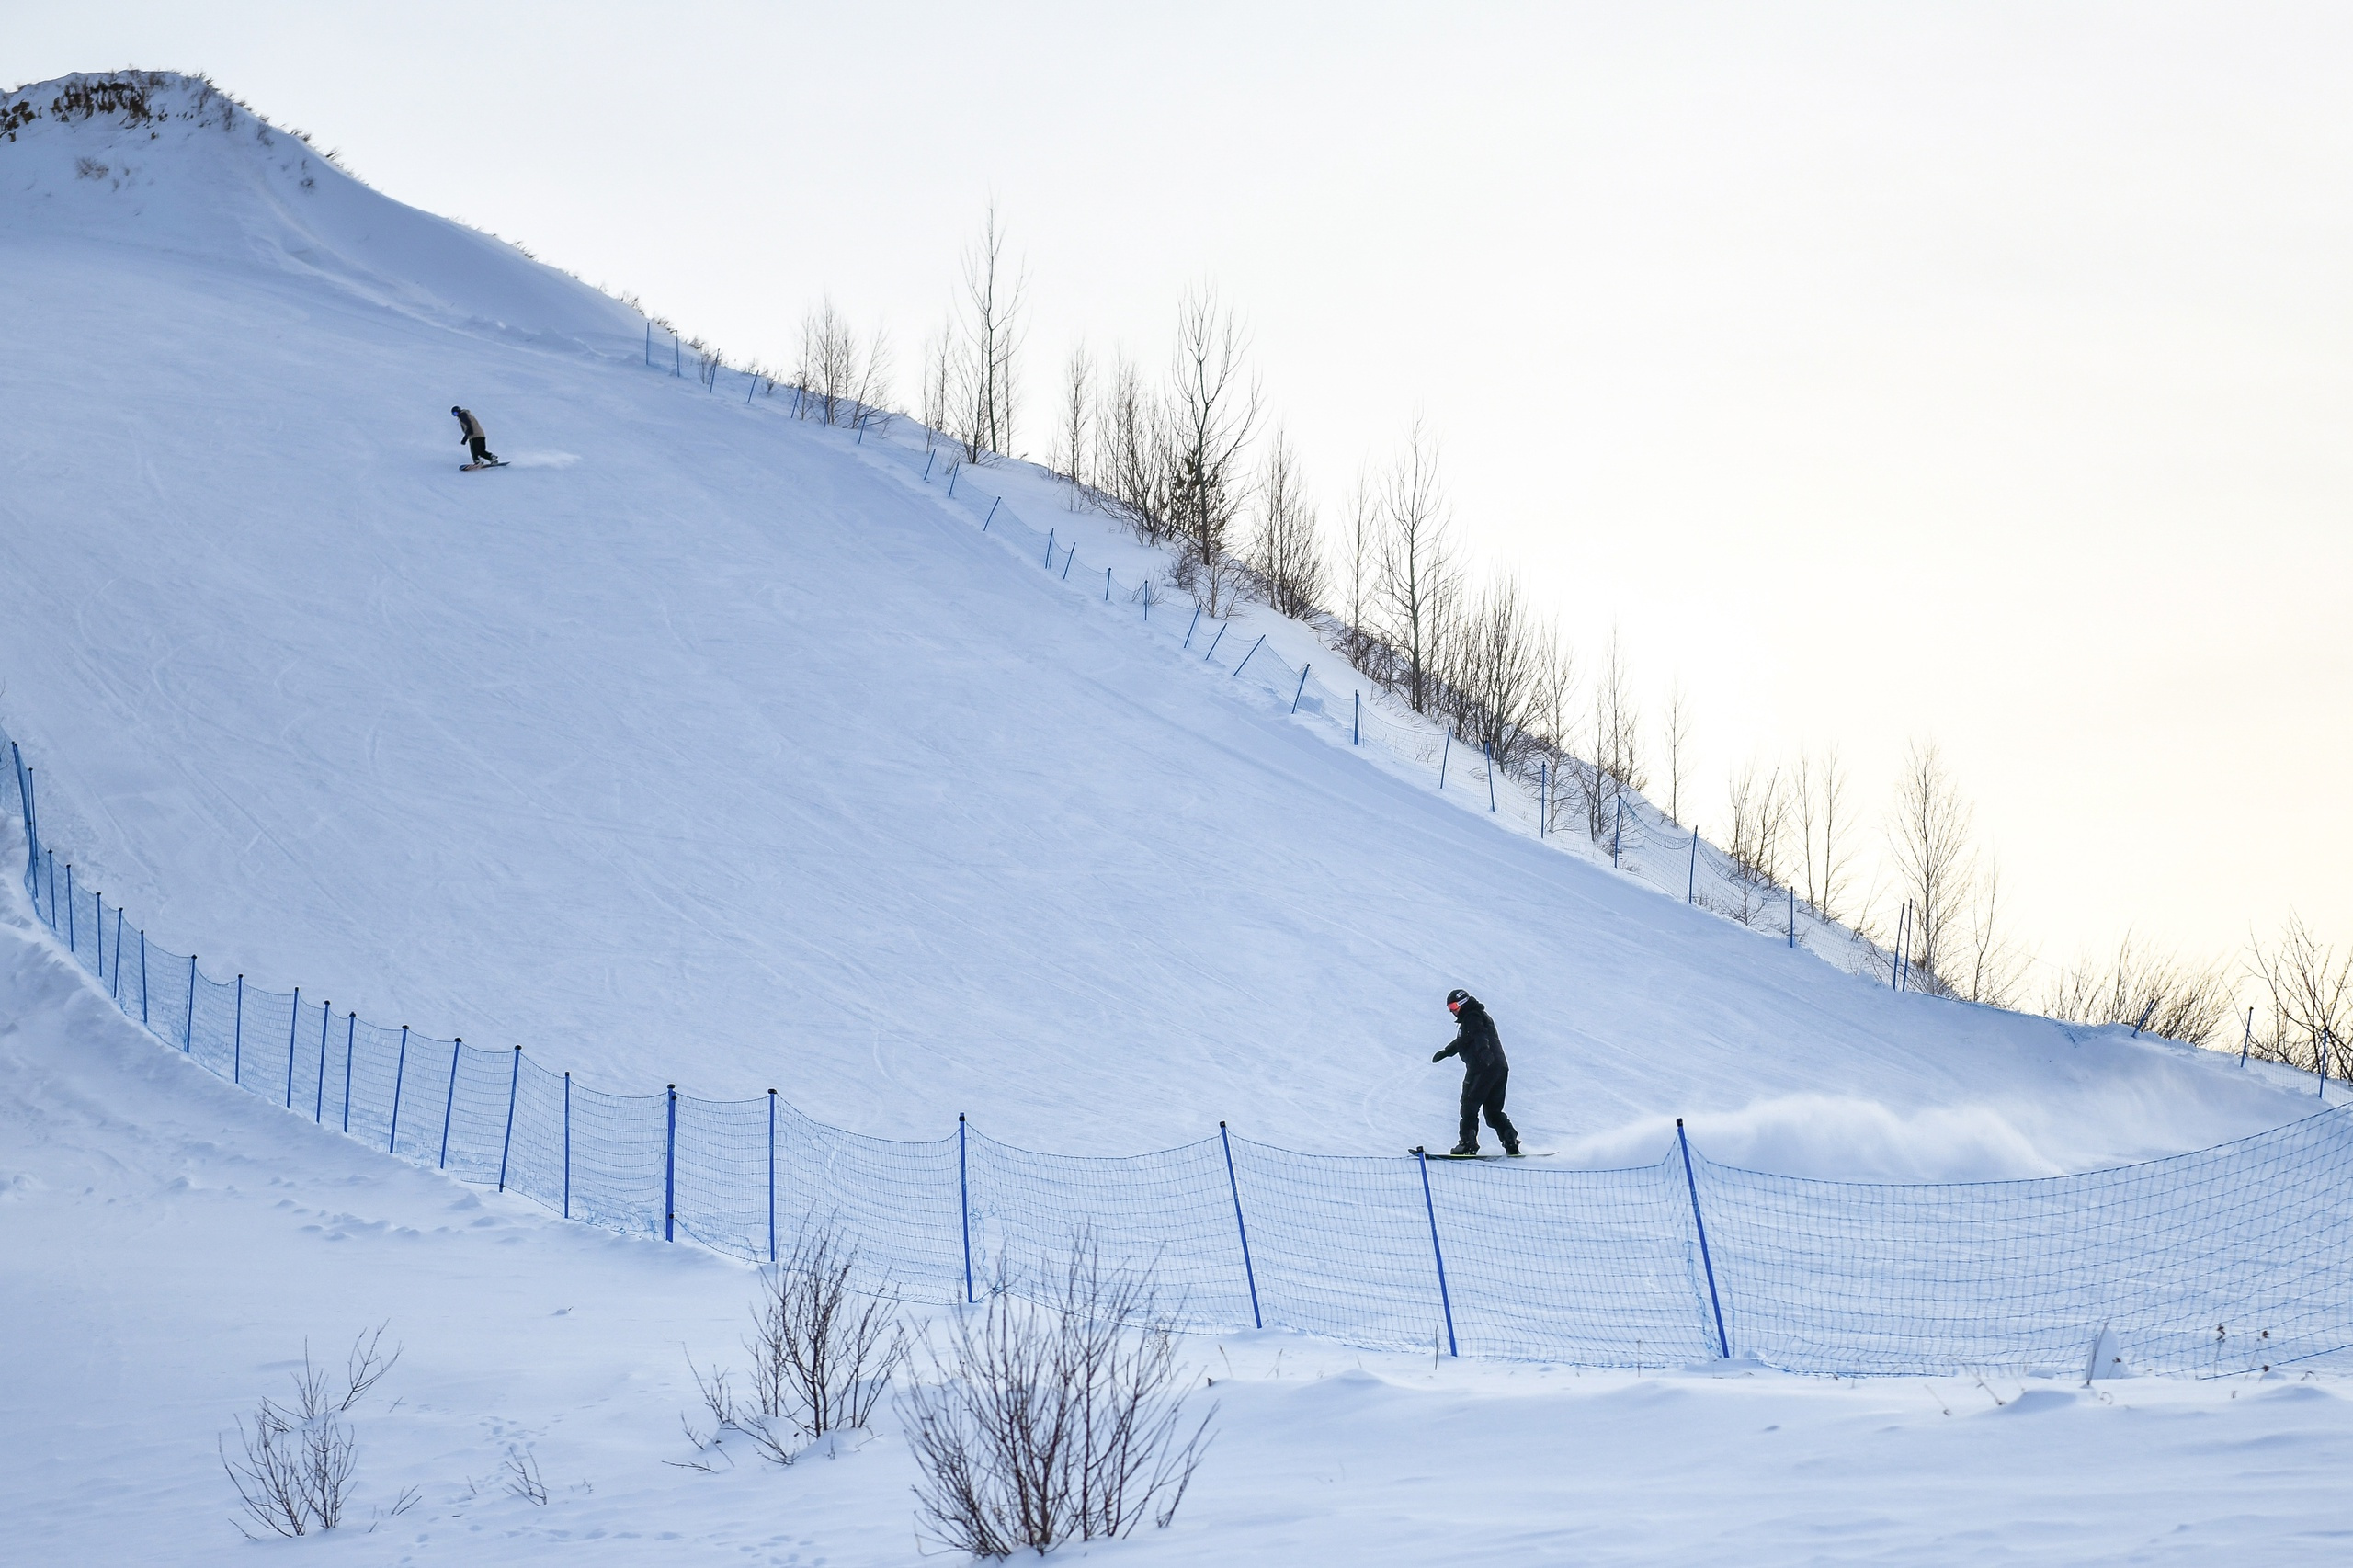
top-left (13, 2), bottom-right (2352, 1008)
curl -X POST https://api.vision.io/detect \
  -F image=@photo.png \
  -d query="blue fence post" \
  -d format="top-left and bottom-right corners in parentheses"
top-left (1413, 1148), bottom-right (1459, 1357)
top-left (1439, 728), bottom-right (1452, 790)
top-left (2241, 1006), bottom-right (2255, 1067)
top-left (1203, 623), bottom-right (1226, 662)
top-left (745, 370), bottom-right (757, 405)
top-left (1612, 797), bottom-right (1623, 868)
top-left (65, 863), bottom-right (74, 954)
top-left (498, 1047), bottom-right (521, 1191)
top-left (664, 1085), bottom-right (676, 1241)
top-left (767, 1088), bottom-right (779, 1265)
top-left (674, 335), bottom-right (680, 377)
top-left (1062, 546), bottom-right (1075, 581)
top-left (438, 1039), bottom-right (463, 1169)
top-left (1676, 1119), bottom-right (1732, 1358)
top-left (1291, 664), bottom-right (1312, 714)
top-left (139, 929), bottom-right (148, 1025)
top-left (1183, 608), bottom-right (1201, 650)
top-left (46, 849), bottom-right (55, 927)
top-left (1044, 528), bottom-right (1055, 568)
top-left (1789, 885), bottom-right (1797, 948)
top-left (1688, 829), bottom-right (1699, 903)
top-left (185, 954), bottom-right (197, 1051)
top-left (1231, 635), bottom-right (1266, 680)
top-left (644, 320), bottom-right (651, 367)
top-left (984, 497), bottom-right (1000, 529)
top-left (1353, 691), bottom-right (1360, 745)
top-left (1103, 566), bottom-right (1112, 602)
top-left (2321, 1028), bottom-right (2331, 1098)
top-left (233, 974), bottom-right (244, 1085)
top-left (1483, 741), bottom-right (1496, 812)
top-left (1893, 903), bottom-right (1910, 991)
top-left (285, 986), bottom-right (301, 1108)
top-left (91, 890), bottom-right (99, 979)
top-left (923, 450), bottom-right (936, 483)
top-left (958, 1112), bottom-right (974, 1305)
top-left (341, 1013), bottom-right (356, 1132)
top-left (314, 1002), bottom-right (329, 1122)
top-left (1540, 760), bottom-right (1549, 836)
top-left (562, 1072), bottom-right (572, 1219)
top-left (948, 465), bottom-right (959, 498)
top-left (388, 1026), bottom-right (409, 1153)
top-left (111, 907), bottom-right (124, 997)
top-left (1219, 1122), bottom-right (1264, 1329)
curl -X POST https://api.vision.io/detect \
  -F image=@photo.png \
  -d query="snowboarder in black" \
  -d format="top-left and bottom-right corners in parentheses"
top-left (451, 405), bottom-right (498, 467)
top-left (1432, 988), bottom-right (1519, 1156)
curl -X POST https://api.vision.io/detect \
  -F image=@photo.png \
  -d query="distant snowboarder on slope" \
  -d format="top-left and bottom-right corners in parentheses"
top-left (451, 405), bottom-right (501, 469)
top-left (1432, 988), bottom-right (1520, 1156)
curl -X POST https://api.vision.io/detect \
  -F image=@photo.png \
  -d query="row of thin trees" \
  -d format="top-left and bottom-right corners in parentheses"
top-left (696, 208), bottom-right (2341, 1065)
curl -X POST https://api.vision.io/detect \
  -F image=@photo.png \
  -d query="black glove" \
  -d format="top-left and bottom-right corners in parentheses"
top-left (1431, 1050), bottom-right (1446, 1062)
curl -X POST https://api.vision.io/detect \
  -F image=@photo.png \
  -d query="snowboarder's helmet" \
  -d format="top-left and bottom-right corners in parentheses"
top-left (1447, 988), bottom-right (1472, 1013)
top-left (450, 405), bottom-right (462, 415)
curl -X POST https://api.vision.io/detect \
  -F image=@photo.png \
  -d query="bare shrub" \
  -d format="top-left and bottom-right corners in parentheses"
top-left (219, 1326), bottom-right (399, 1538)
top-left (1054, 342), bottom-right (1094, 496)
top-left (503, 1447), bottom-right (549, 1505)
top-left (1094, 353), bottom-right (1165, 540)
top-left (684, 1224), bottom-right (908, 1468)
top-left (1722, 760), bottom-right (1790, 926)
top-left (898, 1240), bottom-right (1214, 1557)
top-left (947, 205), bottom-right (1026, 461)
top-left (2246, 915), bottom-right (2353, 1071)
top-left (1661, 678), bottom-right (1693, 825)
top-left (794, 297), bottom-right (892, 429)
top-left (2046, 934), bottom-right (2233, 1046)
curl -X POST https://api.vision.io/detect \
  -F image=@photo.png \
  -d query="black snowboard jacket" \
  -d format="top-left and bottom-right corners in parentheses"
top-left (1435, 998), bottom-right (1508, 1078)
top-left (453, 407), bottom-right (486, 442)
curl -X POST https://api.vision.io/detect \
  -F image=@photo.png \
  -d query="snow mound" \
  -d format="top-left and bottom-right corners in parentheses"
top-left (0, 72), bottom-right (639, 348)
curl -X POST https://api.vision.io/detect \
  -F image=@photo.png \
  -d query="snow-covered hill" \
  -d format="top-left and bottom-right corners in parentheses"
top-left (0, 73), bottom-right (2325, 1177)
top-left (6, 72), bottom-right (2353, 1567)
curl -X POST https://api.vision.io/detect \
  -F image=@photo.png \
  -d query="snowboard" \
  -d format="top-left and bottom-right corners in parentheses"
top-left (1413, 1146), bottom-right (1551, 1161)
top-left (460, 460), bottom-right (509, 471)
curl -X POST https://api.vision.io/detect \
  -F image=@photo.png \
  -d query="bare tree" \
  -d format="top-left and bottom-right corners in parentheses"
top-left (1962, 859), bottom-right (2029, 1007)
top-left (1375, 421), bottom-right (1457, 714)
top-left (1094, 352), bottom-right (1163, 540)
top-left (1720, 760), bottom-right (1790, 926)
top-left (1337, 474), bottom-right (1380, 675)
top-left (1662, 678), bottom-right (1693, 825)
top-left (1053, 341), bottom-right (1094, 498)
top-left (1445, 574), bottom-right (1545, 764)
top-left (1580, 627), bottom-right (1645, 839)
top-left (1792, 745), bottom-right (1851, 925)
top-left (1251, 427), bottom-right (1324, 617)
top-left (920, 321), bottom-right (953, 452)
top-left (897, 1239), bottom-right (1213, 1557)
top-left (2246, 915), bottom-right (2353, 1072)
top-left (794, 297), bottom-right (892, 429)
top-left (1887, 741), bottom-right (1973, 986)
top-left (949, 204), bottom-right (1026, 462)
top-left (1162, 289), bottom-right (1263, 615)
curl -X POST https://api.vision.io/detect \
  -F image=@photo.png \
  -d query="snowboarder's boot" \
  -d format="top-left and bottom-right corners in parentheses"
top-left (1449, 1141), bottom-right (1479, 1157)
top-left (1504, 1141), bottom-right (1524, 1157)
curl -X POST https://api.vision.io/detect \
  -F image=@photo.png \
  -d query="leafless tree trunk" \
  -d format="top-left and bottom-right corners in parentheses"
top-left (949, 204), bottom-right (1026, 462)
top-left (1445, 574), bottom-right (1544, 764)
top-left (1963, 860), bottom-right (2029, 1007)
top-left (1887, 740), bottom-right (1972, 986)
top-left (1722, 760), bottom-right (1789, 925)
top-left (1162, 289), bottom-right (1263, 616)
top-left (1054, 342), bottom-right (1094, 500)
top-left (1250, 427), bottom-right (1324, 618)
top-left (1094, 353), bottom-right (1164, 540)
top-left (920, 322), bottom-right (953, 452)
top-left (1586, 628), bottom-right (1645, 836)
top-left (795, 297), bottom-right (892, 429)
top-left (1792, 745), bottom-right (1850, 924)
top-left (1375, 422), bottom-right (1457, 714)
top-left (1338, 475), bottom-right (1380, 675)
top-left (1662, 677), bottom-right (1693, 826)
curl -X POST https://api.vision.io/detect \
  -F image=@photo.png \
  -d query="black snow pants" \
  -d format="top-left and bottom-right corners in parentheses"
top-left (468, 436), bottom-right (497, 464)
top-left (1458, 1066), bottom-right (1518, 1152)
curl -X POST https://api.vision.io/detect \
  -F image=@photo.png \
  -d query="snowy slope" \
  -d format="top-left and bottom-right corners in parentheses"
top-left (0, 73), bottom-right (2324, 1177)
top-left (6, 874), bottom-right (2353, 1566)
